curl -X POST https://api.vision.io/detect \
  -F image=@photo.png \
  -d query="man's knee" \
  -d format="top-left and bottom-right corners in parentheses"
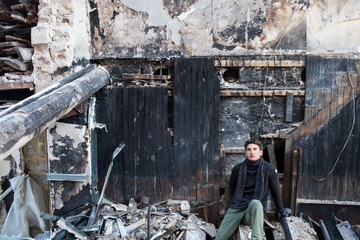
top-left (249, 199), bottom-right (263, 211)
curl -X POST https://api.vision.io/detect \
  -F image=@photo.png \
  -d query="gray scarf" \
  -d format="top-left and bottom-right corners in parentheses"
top-left (232, 158), bottom-right (266, 204)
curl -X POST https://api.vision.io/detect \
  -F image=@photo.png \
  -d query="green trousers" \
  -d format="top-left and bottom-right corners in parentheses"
top-left (214, 200), bottom-right (264, 240)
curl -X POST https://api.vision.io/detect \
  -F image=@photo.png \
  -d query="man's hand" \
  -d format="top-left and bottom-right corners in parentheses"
top-left (281, 208), bottom-right (293, 217)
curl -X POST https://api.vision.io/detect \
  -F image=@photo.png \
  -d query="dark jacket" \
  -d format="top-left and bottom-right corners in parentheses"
top-left (228, 158), bottom-right (285, 214)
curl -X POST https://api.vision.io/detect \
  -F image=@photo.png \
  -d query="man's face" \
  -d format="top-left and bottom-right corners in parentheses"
top-left (245, 143), bottom-right (263, 161)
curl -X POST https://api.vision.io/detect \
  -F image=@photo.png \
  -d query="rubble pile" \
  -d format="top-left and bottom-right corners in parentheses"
top-left (39, 198), bottom-right (216, 240)
top-left (286, 216), bottom-right (317, 240)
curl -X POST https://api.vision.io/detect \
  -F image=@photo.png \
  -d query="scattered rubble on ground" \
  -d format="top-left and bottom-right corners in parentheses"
top-left (286, 216), bottom-right (317, 240)
top-left (37, 198), bottom-right (217, 240)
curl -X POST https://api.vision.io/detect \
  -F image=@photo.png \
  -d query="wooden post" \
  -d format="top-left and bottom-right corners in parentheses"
top-left (0, 66), bottom-right (109, 161)
top-left (290, 148), bottom-right (300, 214)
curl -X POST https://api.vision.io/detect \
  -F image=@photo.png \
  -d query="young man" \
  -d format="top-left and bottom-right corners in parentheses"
top-left (215, 139), bottom-right (292, 240)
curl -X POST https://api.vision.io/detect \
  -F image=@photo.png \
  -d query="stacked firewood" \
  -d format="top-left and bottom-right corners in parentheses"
top-left (0, 0), bottom-right (38, 76)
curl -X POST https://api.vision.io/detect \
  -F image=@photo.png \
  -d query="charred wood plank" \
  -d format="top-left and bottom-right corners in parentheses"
top-left (279, 217), bottom-right (293, 240)
top-left (290, 148), bottom-right (300, 214)
top-left (326, 213), bottom-right (344, 240)
top-left (320, 219), bottom-right (332, 240)
top-left (286, 92), bottom-right (294, 122)
top-left (215, 59), bottom-right (305, 67)
top-left (0, 82), bottom-right (34, 90)
top-left (10, 13), bottom-right (27, 24)
top-left (0, 41), bottom-right (27, 48)
top-left (0, 57), bottom-right (27, 71)
top-left (57, 218), bottom-right (91, 240)
top-left (16, 47), bottom-right (33, 61)
top-left (121, 73), bottom-right (171, 80)
top-left (220, 90), bottom-right (305, 97)
top-left (0, 47), bottom-right (17, 55)
top-left (125, 219), bottom-right (146, 234)
top-left (0, 66), bottom-right (109, 161)
top-left (267, 142), bottom-right (278, 169)
top-left (0, 25), bottom-right (24, 32)
top-left (5, 35), bottom-right (31, 45)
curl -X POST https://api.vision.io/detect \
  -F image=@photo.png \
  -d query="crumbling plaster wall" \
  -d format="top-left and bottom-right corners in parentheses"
top-left (31, 0), bottom-right (91, 92)
top-left (12, 0), bottom-right (93, 218)
top-left (92, 0), bottom-right (360, 58)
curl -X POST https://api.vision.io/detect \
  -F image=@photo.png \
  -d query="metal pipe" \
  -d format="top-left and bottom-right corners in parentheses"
top-left (0, 64), bottom-right (97, 118)
top-left (0, 66), bottom-right (109, 161)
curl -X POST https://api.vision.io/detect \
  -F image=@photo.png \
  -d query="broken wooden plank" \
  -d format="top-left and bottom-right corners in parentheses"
top-left (57, 218), bottom-right (91, 240)
top-left (290, 148), bottom-right (300, 213)
top-left (116, 218), bottom-right (128, 238)
top-left (0, 41), bottom-right (28, 48)
top-left (93, 143), bottom-right (125, 221)
top-left (122, 73), bottom-right (171, 80)
top-left (320, 219), bottom-right (332, 240)
top-left (11, 13), bottom-right (27, 24)
top-left (0, 57), bottom-right (27, 71)
top-left (286, 92), bottom-right (294, 122)
top-left (264, 218), bottom-right (276, 230)
top-left (17, 47), bottom-right (33, 61)
top-left (0, 47), bottom-right (18, 55)
top-left (5, 35), bottom-right (31, 45)
top-left (0, 82), bottom-right (34, 90)
top-left (124, 219), bottom-right (146, 234)
top-left (267, 142), bottom-right (278, 169)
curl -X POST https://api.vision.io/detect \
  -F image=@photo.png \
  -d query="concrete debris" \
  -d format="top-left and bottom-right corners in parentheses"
top-left (337, 221), bottom-right (359, 240)
top-left (286, 216), bottom-right (317, 240)
top-left (236, 219), bottom-right (285, 240)
top-left (37, 198), bottom-right (216, 240)
top-left (0, 73), bottom-right (33, 83)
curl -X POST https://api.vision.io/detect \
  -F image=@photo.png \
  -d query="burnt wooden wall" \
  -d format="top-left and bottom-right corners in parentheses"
top-left (95, 58), bottom-right (220, 222)
top-left (296, 94), bottom-right (359, 201)
top-left (173, 58), bottom-right (220, 222)
top-left (292, 94), bottom-right (360, 223)
top-left (283, 56), bottom-right (360, 223)
top-left (95, 86), bottom-right (172, 202)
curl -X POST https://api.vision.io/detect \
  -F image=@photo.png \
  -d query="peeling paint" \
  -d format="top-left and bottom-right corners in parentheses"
top-left (47, 122), bottom-right (91, 213)
top-left (91, 0), bottom-right (316, 57)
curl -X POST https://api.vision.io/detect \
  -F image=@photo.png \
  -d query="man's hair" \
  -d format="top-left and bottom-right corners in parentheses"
top-left (244, 139), bottom-right (263, 150)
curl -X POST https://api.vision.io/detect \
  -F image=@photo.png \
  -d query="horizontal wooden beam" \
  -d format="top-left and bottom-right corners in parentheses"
top-left (0, 82), bottom-right (34, 90)
top-left (47, 173), bottom-right (87, 182)
top-left (215, 59), bottom-right (305, 68)
top-left (220, 90), bottom-right (305, 97)
top-left (224, 147), bottom-right (245, 153)
top-left (122, 73), bottom-right (171, 80)
top-left (297, 199), bottom-right (360, 206)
